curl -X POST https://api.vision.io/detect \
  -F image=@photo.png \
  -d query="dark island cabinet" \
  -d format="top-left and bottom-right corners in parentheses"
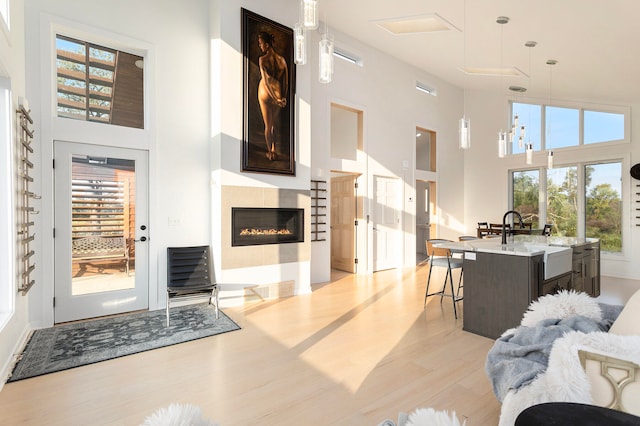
top-left (462, 240), bottom-right (600, 340)
top-left (462, 252), bottom-right (543, 340)
top-left (571, 241), bottom-right (600, 297)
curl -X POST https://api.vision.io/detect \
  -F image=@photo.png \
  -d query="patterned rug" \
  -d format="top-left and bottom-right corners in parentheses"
top-left (7, 303), bottom-right (240, 382)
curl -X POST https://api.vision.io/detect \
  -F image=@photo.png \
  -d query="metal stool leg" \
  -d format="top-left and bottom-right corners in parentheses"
top-left (448, 266), bottom-right (458, 319)
top-left (424, 263), bottom-right (434, 305)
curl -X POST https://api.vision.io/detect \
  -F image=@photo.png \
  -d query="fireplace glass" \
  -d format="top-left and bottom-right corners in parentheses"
top-left (232, 208), bottom-right (304, 246)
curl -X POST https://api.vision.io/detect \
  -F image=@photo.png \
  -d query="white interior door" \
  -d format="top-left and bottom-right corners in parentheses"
top-left (373, 176), bottom-right (401, 271)
top-left (54, 141), bottom-right (149, 323)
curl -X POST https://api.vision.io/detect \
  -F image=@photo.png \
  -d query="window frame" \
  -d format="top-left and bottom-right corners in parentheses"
top-left (509, 100), bottom-right (629, 156)
top-left (510, 156), bottom-right (628, 258)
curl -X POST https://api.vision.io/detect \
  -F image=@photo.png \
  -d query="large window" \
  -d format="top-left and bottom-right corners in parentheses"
top-left (513, 170), bottom-right (540, 227)
top-left (510, 102), bottom-right (626, 155)
top-left (584, 110), bottom-right (625, 144)
top-left (511, 161), bottom-right (623, 253)
top-left (585, 162), bottom-right (622, 252)
top-left (547, 106), bottom-right (579, 149)
top-left (56, 35), bottom-right (144, 128)
top-left (547, 166), bottom-right (578, 237)
top-left (0, 77), bottom-right (14, 328)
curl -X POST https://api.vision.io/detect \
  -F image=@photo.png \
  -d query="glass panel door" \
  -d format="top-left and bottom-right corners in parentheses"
top-left (54, 141), bottom-right (148, 323)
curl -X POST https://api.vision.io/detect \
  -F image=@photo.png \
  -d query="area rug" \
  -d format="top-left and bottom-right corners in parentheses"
top-left (7, 303), bottom-right (240, 382)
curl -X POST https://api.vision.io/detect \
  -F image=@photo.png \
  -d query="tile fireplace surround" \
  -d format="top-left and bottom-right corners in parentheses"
top-left (221, 186), bottom-right (310, 269)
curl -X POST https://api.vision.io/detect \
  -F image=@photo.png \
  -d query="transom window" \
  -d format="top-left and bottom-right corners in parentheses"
top-left (510, 102), bottom-right (626, 155)
top-left (56, 35), bottom-right (144, 129)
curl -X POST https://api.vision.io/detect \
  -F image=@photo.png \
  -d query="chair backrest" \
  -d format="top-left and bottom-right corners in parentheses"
top-left (542, 224), bottom-right (553, 236)
top-left (490, 223), bottom-right (509, 230)
top-left (426, 239), bottom-right (452, 258)
top-left (167, 245), bottom-right (213, 289)
top-left (477, 222), bottom-right (490, 237)
top-left (520, 222), bottom-right (533, 230)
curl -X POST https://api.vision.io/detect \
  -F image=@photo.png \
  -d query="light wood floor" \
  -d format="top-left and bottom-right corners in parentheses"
top-left (0, 265), bottom-right (501, 425)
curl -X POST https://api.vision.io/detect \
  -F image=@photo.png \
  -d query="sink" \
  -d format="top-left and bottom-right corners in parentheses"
top-left (526, 244), bottom-right (572, 279)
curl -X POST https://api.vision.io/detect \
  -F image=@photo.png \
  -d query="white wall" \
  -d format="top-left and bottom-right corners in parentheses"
top-left (309, 26), bottom-right (465, 282)
top-left (210, 0), bottom-right (312, 293)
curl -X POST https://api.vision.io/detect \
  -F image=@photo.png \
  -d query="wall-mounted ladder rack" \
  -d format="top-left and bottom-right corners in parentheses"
top-left (17, 99), bottom-right (39, 295)
top-left (310, 180), bottom-right (327, 241)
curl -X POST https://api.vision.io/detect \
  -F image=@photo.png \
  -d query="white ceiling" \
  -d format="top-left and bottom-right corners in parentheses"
top-left (321, 0), bottom-right (640, 105)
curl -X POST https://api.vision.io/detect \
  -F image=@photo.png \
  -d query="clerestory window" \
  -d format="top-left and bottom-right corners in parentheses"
top-left (56, 35), bottom-right (144, 129)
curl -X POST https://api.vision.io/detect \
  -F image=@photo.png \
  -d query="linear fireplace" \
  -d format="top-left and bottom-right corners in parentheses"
top-left (232, 207), bottom-right (304, 246)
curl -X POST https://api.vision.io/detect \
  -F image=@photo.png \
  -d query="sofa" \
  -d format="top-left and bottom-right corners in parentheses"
top-left (486, 289), bottom-right (640, 426)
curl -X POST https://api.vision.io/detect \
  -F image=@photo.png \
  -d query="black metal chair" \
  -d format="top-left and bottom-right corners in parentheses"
top-left (166, 245), bottom-right (219, 326)
top-left (542, 224), bottom-right (553, 236)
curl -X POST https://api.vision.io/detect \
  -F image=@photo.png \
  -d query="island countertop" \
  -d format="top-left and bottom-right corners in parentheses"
top-left (435, 236), bottom-right (598, 257)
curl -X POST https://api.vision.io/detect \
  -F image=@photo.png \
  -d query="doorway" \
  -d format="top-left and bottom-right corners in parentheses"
top-left (53, 141), bottom-right (149, 323)
top-left (330, 173), bottom-right (359, 273)
top-left (416, 180), bottom-right (436, 264)
top-left (373, 175), bottom-right (401, 272)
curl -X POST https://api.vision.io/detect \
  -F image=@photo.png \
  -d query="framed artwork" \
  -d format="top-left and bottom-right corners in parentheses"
top-left (242, 8), bottom-right (296, 175)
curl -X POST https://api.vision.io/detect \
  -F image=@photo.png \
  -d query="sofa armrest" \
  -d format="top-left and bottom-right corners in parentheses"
top-left (579, 349), bottom-right (640, 416)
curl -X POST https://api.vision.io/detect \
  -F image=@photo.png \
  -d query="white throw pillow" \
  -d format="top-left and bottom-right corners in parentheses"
top-left (609, 289), bottom-right (640, 336)
top-left (520, 290), bottom-right (601, 328)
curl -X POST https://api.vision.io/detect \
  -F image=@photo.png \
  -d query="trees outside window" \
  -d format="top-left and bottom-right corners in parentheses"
top-left (511, 161), bottom-right (622, 252)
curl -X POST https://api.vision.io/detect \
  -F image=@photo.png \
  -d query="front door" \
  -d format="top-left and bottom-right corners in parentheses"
top-left (54, 141), bottom-right (149, 323)
top-left (373, 175), bottom-right (401, 272)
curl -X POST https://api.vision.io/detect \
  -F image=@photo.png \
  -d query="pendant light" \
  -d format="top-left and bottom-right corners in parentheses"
top-left (496, 16), bottom-right (509, 158)
top-left (525, 143), bottom-right (533, 165)
top-left (318, 28), bottom-right (334, 84)
top-left (546, 59), bottom-right (557, 169)
top-left (459, 0), bottom-right (470, 149)
top-left (294, 23), bottom-right (307, 65)
top-left (518, 41), bottom-right (538, 155)
top-left (498, 131), bottom-right (507, 158)
top-left (508, 85), bottom-right (527, 148)
top-left (459, 117), bottom-right (470, 149)
top-left (301, 0), bottom-right (318, 30)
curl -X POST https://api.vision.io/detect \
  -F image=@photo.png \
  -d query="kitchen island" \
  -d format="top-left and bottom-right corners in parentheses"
top-left (439, 237), bottom-right (600, 339)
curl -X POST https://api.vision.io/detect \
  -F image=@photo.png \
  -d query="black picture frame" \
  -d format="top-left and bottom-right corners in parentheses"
top-left (241, 8), bottom-right (296, 175)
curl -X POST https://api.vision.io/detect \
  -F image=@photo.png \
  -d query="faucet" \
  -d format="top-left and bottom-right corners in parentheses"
top-left (502, 210), bottom-right (524, 245)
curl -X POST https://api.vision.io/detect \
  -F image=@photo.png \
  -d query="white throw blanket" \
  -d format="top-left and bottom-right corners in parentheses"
top-left (492, 290), bottom-right (636, 426)
top-left (499, 331), bottom-right (640, 426)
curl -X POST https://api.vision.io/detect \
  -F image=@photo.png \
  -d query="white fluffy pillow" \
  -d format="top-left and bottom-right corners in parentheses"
top-left (405, 408), bottom-right (466, 426)
top-left (520, 290), bottom-right (602, 328)
top-left (141, 404), bottom-right (218, 426)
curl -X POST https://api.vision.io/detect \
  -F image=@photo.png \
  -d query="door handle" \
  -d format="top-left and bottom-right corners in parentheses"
top-left (135, 236), bottom-right (147, 242)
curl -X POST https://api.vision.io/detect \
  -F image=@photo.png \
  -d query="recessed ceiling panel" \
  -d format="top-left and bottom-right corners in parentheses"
top-left (375, 13), bottom-right (460, 35)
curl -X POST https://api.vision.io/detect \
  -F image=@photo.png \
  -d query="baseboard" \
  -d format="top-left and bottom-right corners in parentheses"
top-left (0, 324), bottom-right (32, 392)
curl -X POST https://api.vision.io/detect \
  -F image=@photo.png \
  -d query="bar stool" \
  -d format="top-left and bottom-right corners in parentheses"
top-left (424, 239), bottom-right (464, 319)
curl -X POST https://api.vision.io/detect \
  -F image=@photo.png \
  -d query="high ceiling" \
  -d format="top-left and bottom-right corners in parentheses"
top-left (321, 0), bottom-right (640, 105)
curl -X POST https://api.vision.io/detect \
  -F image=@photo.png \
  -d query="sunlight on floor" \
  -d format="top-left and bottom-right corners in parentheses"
top-left (247, 266), bottom-right (454, 393)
